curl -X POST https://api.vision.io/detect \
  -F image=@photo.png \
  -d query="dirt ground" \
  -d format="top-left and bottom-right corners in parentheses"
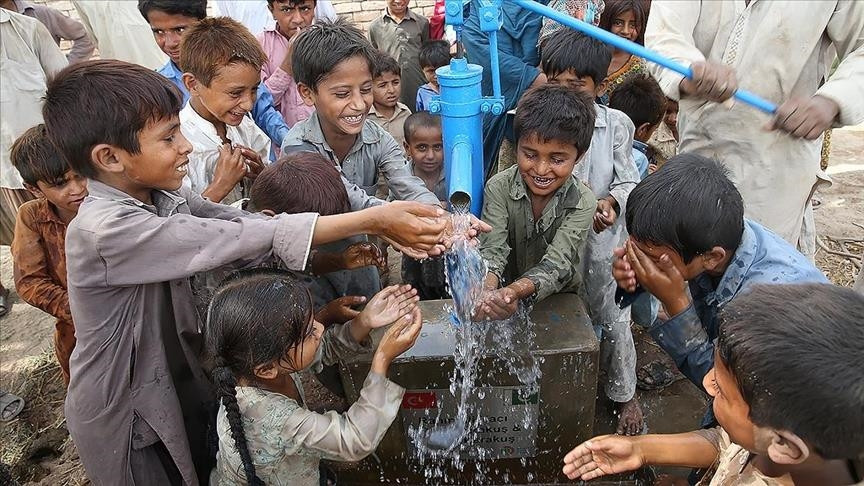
top-left (1, 127), bottom-right (862, 485)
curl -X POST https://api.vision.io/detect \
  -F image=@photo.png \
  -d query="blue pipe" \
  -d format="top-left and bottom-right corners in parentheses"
top-left (510, 0), bottom-right (778, 114)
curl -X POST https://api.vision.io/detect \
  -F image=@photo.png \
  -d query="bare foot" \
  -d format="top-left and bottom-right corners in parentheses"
top-left (615, 397), bottom-right (644, 435)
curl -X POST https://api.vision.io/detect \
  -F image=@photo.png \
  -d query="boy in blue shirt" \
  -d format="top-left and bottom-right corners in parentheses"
top-left (415, 40), bottom-right (450, 112)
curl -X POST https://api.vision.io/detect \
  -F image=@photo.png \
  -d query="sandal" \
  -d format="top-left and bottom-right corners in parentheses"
top-left (0, 287), bottom-right (9, 318)
top-left (636, 360), bottom-right (682, 391)
top-left (0, 391), bottom-right (25, 422)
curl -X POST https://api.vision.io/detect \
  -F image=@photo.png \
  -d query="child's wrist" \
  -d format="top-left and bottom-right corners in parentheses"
top-left (371, 352), bottom-right (391, 375)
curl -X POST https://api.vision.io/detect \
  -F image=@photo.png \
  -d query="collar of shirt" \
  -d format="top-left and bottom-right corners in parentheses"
top-left (507, 166), bottom-right (584, 228)
top-left (368, 102), bottom-right (410, 122)
top-left (0, 9), bottom-right (11, 22)
top-left (180, 102), bottom-right (234, 147)
top-left (302, 112), bottom-right (382, 155)
top-left (408, 160), bottom-right (445, 184)
top-left (29, 198), bottom-right (66, 225)
top-left (594, 103), bottom-right (608, 128)
top-left (382, 7), bottom-right (420, 23)
top-left (86, 179), bottom-right (186, 216)
top-left (158, 60), bottom-right (183, 82)
top-left (633, 139), bottom-right (649, 154)
top-left (699, 220), bottom-right (759, 307)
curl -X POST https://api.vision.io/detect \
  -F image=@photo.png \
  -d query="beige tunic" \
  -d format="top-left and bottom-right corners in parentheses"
top-left (695, 428), bottom-right (794, 486)
top-left (645, 0), bottom-right (864, 252)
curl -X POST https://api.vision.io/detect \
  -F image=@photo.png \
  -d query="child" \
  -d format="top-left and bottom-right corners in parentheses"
top-left (597, 0), bottom-right (649, 105)
top-left (10, 124), bottom-right (87, 385)
top-left (401, 111), bottom-right (449, 300)
top-left (207, 269), bottom-right (423, 486)
top-left (646, 96), bottom-right (679, 172)
top-left (368, 0), bottom-right (430, 109)
top-left (282, 19), bottom-right (440, 211)
top-left (541, 29), bottom-right (644, 435)
top-left (179, 16), bottom-right (272, 206)
top-left (258, 0), bottom-right (316, 127)
top-left (139, 0), bottom-right (289, 148)
top-left (476, 85), bottom-right (596, 325)
top-left (42, 58), bottom-right (452, 485)
top-left (369, 51), bottom-right (412, 148)
top-left (564, 283), bottom-right (864, 485)
top-left (608, 73), bottom-right (666, 179)
top-left (613, 154), bottom-right (828, 394)
top-left (415, 39), bottom-right (450, 112)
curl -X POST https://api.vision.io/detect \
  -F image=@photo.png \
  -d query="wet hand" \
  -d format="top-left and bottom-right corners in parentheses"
top-left (316, 295), bottom-right (365, 325)
top-left (358, 284), bottom-right (419, 330)
top-left (473, 287), bottom-right (519, 321)
top-left (563, 435), bottom-right (643, 481)
top-left (376, 202), bottom-right (447, 259)
top-left (374, 307), bottom-right (423, 366)
top-left (341, 242), bottom-right (386, 273)
top-left (625, 240), bottom-right (689, 315)
top-left (612, 246), bottom-right (638, 293)
top-left (765, 95), bottom-right (839, 140)
top-left (593, 198), bottom-right (618, 233)
top-left (680, 61), bottom-right (737, 103)
top-left (441, 212), bottom-right (492, 249)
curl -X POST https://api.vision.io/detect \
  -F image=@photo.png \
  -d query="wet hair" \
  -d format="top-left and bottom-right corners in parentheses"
top-left (10, 124), bottom-right (70, 186)
top-left (42, 60), bottom-right (183, 179)
top-left (599, 0), bottom-right (648, 45)
top-left (403, 111), bottom-right (442, 144)
top-left (179, 17), bottom-right (267, 86)
top-left (291, 18), bottom-right (376, 92)
top-left (625, 153), bottom-right (744, 263)
top-left (717, 284), bottom-right (864, 460)
top-left (513, 84), bottom-right (595, 154)
top-left (608, 73), bottom-right (665, 129)
top-left (249, 151), bottom-right (350, 215)
top-left (206, 269), bottom-right (316, 486)
top-left (418, 40), bottom-right (451, 69)
top-left (541, 29), bottom-right (613, 85)
top-left (137, 0), bottom-right (207, 22)
top-left (373, 50), bottom-right (401, 79)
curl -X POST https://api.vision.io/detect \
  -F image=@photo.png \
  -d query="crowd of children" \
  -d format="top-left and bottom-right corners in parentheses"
top-left (1, 0), bottom-right (863, 485)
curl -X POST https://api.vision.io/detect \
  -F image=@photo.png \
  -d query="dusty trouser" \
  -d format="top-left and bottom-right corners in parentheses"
top-left (594, 313), bottom-right (637, 404)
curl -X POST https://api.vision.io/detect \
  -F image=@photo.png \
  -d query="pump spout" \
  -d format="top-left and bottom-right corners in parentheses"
top-left (448, 141), bottom-right (475, 212)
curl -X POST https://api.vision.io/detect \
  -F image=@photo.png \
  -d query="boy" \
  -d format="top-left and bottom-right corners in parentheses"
top-left (10, 124), bottom-right (87, 385)
top-left (137, 0), bottom-right (289, 148)
top-left (541, 29), bottom-right (644, 435)
top-left (179, 16), bottom-right (271, 206)
top-left (369, 0), bottom-right (429, 109)
top-left (613, 154), bottom-right (828, 394)
top-left (369, 51), bottom-right (412, 148)
top-left (646, 97), bottom-right (678, 172)
top-left (476, 84), bottom-right (596, 329)
top-left (282, 19), bottom-right (440, 211)
top-left (42, 58), bottom-right (454, 485)
top-left (564, 283), bottom-right (864, 485)
top-left (608, 73), bottom-right (666, 180)
top-left (402, 111), bottom-right (448, 300)
top-left (415, 39), bottom-right (450, 112)
top-left (258, 0), bottom-right (316, 127)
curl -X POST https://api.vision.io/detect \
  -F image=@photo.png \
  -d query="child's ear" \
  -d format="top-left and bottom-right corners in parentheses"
top-left (635, 122), bottom-right (655, 142)
top-left (182, 73), bottom-right (199, 96)
top-left (252, 361), bottom-right (280, 381)
top-left (261, 209), bottom-right (277, 217)
top-left (297, 82), bottom-right (316, 107)
top-left (90, 144), bottom-right (125, 175)
top-left (24, 182), bottom-right (44, 199)
top-left (701, 246), bottom-right (728, 272)
top-left (403, 140), bottom-right (411, 157)
top-left (595, 80), bottom-right (609, 97)
top-left (765, 429), bottom-right (810, 465)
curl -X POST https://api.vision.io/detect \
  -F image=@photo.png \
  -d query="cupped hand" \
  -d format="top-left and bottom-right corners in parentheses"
top-left (359, 284), bottom-right (419, 330)
top-left (562, 435), bottom-right (643, 481)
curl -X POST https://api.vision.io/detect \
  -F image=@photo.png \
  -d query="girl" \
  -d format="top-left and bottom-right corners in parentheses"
top-left (206, 269), bottom-right (423, 485)
top-left (598, 0), bottom-right (649, 105)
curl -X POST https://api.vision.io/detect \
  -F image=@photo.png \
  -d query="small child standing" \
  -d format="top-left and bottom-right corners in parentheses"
top-left (401, 112), bottom-right (449, 300)
top-left (476, 85), bottom-right (596, 321)
top-left (541, 29), bottom-right (643, 435)
top-left (608, 73), bottom-right (666, 180)
top-left (368, 51), bottom-right (412, 148)
top-left (368, 0), bottom-right (430, 109)
top-left (207, 269), bottom-right (423, 486)
top-left (10, 124), bottom-right (88, 385)
top-left (179, 16), bottom-right (270, 205)
top-left (415, 40), bottom-right (450, 112)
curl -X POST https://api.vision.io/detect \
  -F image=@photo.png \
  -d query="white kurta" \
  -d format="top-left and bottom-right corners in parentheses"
top-left (645, 0), bottom-right (864, 253)
top-left (71, 1), bottom-right (167, 70)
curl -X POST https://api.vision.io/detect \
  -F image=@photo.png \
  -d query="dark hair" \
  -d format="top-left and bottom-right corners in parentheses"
top-left (418, 40), bottom-right (451, 69)
top-left (250, 151), bottom-right (350, 215)
top-left (180, 17), bottom-right (267, 86)
top-left (599, 0), bottom-right (648, 45)
top-left (292, 18), bottom-right (376, 92)
top-left (403, 111), bottom-right (441, 144)
top-left (608, 73), bottom-right (665, 128)
top-left (137, 0), bottom-right (207, 22)
top-left (717, 284), bottom-right (864, 459)
top-left (10, 124), bottom-right (69, 186)
top-left (206, 269), bottom-right (316, 486)
top-left (373, 50), bottom-right (401, 79)
top-left (266, 0), bottom-right (317, 6)
top-left (43, 60), bottom-right (183, 179)
top-left (513, 84), bottom-right (595, 153)
top-left (541, 29), bottom-right (612, 85)
top-left (625, 154), bottom-right (744, 263)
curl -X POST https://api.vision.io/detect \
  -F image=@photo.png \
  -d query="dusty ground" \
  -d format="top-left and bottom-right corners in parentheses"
top-left (1, 127), bottom-right (862, 485)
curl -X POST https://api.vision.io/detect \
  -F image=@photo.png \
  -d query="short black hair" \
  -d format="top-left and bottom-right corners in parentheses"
top-left (43, 60), bottom-right (184, 179)
top-left (292, 18), bottom-right (376, 92)
top-left (717, 283), bottom-right (864, 460)
top-left (541, 29), bottom-right (612, 85)
top-left (419, 40), bottom-right (451, 69)
top-left (608, 73), bottom-right (666, 128)
top-left (403, 111), bottom-right (441, 144)
top-left (10, 124), bottom-right (69, 186)
top-left (137, 0), bottom-right (207, 22)
top-left (373, 50), bottom-right (401, 79)
top-left (625, 154), bottom-right (744, 263)
top-left (249, 151), bottom-right (349, 215)
top-left (513, 84), bottom-right (595, 154)
top-left (266, 0), bottom-right (317, 6)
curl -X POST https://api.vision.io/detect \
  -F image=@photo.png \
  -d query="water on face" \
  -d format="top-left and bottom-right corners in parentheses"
top-left (407, 207), bottom-right (543, 483)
